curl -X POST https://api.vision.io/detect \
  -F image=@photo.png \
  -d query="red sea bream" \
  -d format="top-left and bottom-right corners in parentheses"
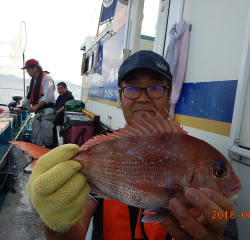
top-left (10, 109), bottom-right (242, 222)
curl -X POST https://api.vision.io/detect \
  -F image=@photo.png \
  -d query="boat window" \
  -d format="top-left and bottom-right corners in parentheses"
top-left (84, 54), bottom-right (94, 74)
top-left (164, 0), bottom-right (183, 48)
top-left (139, 0), bottom-right (160, 51)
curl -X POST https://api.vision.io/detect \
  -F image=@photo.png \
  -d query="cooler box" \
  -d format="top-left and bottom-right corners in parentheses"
top-left (66, 114), bottom-right (94, 146)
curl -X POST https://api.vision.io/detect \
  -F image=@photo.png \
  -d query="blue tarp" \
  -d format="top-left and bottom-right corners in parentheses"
top-left (101, 0), bottom-right (118, 23)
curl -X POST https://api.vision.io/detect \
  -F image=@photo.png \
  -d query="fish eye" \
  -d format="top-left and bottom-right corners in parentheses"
top-left (213, 168), bottom-right (226, 177)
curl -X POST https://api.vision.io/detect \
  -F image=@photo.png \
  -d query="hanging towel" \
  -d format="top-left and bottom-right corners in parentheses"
top-left (91, 41), bottom-right (101, 74)
top-left (165, 19), bottom-right (190, 118)
top-left (169, 25), bottom-right (190, 118)
top-left (165, 19), bottom-right (189, 75)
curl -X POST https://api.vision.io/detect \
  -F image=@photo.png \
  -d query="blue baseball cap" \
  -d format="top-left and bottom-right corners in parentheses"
top-left (118, 50), bottom-right (172, 85)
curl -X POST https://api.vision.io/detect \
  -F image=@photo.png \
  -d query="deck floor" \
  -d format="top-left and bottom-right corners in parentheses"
top-left (0, 154), bottom-right (45, 240)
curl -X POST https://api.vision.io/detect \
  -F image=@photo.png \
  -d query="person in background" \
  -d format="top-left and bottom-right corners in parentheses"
top-left (54, 82), bottom-right (74, 126)
top-left (21, 59), bottom-right (55, 149)
top-left (53, 82), bottom-right (74, 146)
top-left (27, 51), bottom-right (238, 240)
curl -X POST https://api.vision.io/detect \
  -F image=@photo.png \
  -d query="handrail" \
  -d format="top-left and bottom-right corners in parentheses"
top-left (0, 115), bottom-right (32, 168)
top-left (85, 31), bottom-right (112, 56)
top-left (82, 108), bottom-right (100, 122)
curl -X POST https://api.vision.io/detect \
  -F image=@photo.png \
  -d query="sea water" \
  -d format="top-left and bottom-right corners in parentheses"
top-left (0, 80), bottom-right (81, 111)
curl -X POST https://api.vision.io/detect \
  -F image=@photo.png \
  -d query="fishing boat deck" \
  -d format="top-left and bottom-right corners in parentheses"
top-left (0, 110), bottom-right (45, 239)
top-left (0, 160), bottom-right (45, 240)
top-left (0, 114), bottom-right (13, 162)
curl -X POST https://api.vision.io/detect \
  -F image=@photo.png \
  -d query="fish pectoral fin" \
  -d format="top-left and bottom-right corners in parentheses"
top-left (128, 182), bottom-right (184, 199)
top-left (142, 207), bottom-right (172, 223)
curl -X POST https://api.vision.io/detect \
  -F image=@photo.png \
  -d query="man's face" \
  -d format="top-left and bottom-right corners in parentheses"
top-left (120, 68), bottom-right (171, 125)
top-left (26, 66), bottom-right (38, 78)
top-left (57, 85), bottom-right (67, 95)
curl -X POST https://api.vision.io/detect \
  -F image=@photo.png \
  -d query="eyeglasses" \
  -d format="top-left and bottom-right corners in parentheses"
top-left (119, 86), bottom-right (169, 99)
top-left (26, 67), bottom-right (31, 71)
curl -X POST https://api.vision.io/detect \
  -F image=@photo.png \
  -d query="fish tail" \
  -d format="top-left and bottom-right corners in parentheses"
top-left (9, 141), bottom-right (50, 159)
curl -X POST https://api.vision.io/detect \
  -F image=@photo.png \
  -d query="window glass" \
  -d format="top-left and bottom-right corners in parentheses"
top-left (164, 0), bottom-right (182, 52)
top-left (139, 0), bottom-right (160, 51)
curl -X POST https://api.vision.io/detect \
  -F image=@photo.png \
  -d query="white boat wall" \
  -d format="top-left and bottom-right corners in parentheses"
top-left (80, 0), bottom-right (250, 239)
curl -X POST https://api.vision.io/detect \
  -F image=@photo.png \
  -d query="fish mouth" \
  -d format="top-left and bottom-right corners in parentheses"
top-left (224, 184), bottom-right (242, 198)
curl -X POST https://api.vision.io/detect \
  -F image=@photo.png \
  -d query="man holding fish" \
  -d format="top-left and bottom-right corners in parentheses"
top-left (26, 51), bottom-right (240, 240)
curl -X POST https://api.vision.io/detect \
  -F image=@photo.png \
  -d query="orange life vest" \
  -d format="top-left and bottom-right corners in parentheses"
top-left (102, 199), bottom-right (170, 240)
top-left (30, 72), bottom-right (47, 104)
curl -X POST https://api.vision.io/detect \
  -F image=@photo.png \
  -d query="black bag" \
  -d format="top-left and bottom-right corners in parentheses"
top-left (59, 121), bottom-right (71, 143)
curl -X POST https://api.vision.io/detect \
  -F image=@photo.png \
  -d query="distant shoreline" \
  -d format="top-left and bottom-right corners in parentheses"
top-left (0, 74), bottom-right (81, 87)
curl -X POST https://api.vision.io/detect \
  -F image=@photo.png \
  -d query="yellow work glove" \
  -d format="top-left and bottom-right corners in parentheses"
top-left (27, 144), bottom-right (90, 232)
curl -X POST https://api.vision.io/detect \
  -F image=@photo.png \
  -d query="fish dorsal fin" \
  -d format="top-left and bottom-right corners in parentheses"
top-left (131, 120), bottom-right (151, 134)
top-left (79, 108), bottom-right (183, 151)
top-left (118, 128), bottom-right (137, 136)
top-left (137, 116), bottom-right (158, 133)
top-left (123, 125), bottom-right (144, 135)
top-left (145, 112), bottom-right (166, 133)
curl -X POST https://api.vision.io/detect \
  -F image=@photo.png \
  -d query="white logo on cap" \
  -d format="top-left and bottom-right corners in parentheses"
top-left (156, 62), bottom-right (167, 71)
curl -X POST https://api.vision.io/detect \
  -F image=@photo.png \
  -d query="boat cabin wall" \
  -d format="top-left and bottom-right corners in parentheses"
top-left (172, 0), bottom-right (249, 159)
top-left (81, 0), bottom-right (249, 155)
top-left (80, 1), bottom-right (250, 237)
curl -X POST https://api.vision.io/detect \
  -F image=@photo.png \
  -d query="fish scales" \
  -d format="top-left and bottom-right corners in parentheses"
top-left (75, 132), bottom-right (215, 209)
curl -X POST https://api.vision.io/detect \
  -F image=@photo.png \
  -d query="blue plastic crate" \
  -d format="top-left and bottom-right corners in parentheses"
top-left (22, 129), bottom-right (32, 143)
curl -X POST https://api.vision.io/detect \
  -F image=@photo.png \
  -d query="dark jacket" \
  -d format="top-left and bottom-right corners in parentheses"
top-left (54, 91), bottom-right (74, 126)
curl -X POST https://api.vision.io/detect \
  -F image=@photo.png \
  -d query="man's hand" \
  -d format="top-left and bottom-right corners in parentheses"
top-left (161, 188), bottom-right (235, 240)
top-left (28, 105), bottom-right (39, 112)
top-left (28, 101), bottom-right (47, 112)
top-left (27, 144), bottom-right (90, 233)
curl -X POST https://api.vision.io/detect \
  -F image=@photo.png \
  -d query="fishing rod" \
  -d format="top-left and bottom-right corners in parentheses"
top-left (0, 103), bottom-right (27, 109)
top-left (0, 104), bottom-right (28, 116)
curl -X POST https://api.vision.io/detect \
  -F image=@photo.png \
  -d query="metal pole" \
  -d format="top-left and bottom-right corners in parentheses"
top-left (23, 53), bottom-right (25, 97)
top-left (21, 21), bottom-right (27, 98)
top-left (123, 0), bottom-right (132, 50)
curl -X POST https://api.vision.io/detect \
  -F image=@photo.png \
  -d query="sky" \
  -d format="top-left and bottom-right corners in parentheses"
top-left (0, 0), bottom-right (102, 85)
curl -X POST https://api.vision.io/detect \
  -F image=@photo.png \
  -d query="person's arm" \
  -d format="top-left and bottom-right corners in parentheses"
top-left (28, 101), bottom-right (46, 112)
top-left (44, 199), bottom-right (97, 240)
top-left (161, 188), bottom-right (236, 240)
top-left (57, 106), bottom-right (64, 116)
top-left (40, 74), bottom-right (55, 104)
top-left (21, 97), bottom-right (30, 108)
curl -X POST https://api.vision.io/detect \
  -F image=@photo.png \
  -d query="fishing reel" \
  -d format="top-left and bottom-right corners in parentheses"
top-left (7, 102), bottom-right (22, 114)
top-left (7, 96), bottom-right (25, 114)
